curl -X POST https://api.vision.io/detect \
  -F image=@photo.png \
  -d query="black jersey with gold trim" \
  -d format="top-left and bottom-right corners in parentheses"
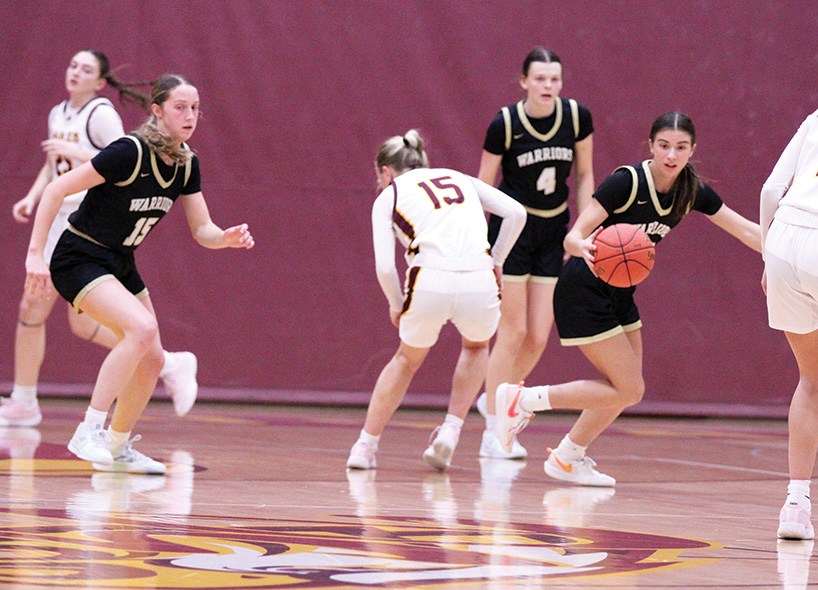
top-left (594, 160), bottom-right (723, 244)
top-left (483, 97), bottom-right (592, 211)
top-left (68, 135), bottom-right (201, 252)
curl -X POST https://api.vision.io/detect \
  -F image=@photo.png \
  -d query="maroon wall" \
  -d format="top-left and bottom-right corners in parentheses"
top-left (1, 1), bottom-right (815, 416)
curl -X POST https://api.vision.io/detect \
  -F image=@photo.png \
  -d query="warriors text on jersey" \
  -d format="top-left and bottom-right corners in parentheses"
top-left (594, 160), bottom-right (723, 243)
top-left (68, 135), bottom-right (201, 252)
top-left (483, 97), bottom-right (593, 213)
top-left (47, 97), bottom-right (124, 207)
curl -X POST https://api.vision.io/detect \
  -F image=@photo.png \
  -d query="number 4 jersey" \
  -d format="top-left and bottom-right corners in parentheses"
top-left (68, 135), bottom-right (201, 252)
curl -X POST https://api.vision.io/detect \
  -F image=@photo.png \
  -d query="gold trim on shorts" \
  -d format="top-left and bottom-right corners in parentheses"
top-left (503, 273), bottom-right (558, 285)
top-left (559, 320), bottom-right (642, 347)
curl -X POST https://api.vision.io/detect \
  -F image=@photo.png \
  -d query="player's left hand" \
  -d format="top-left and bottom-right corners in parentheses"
top-left (224, 224), bottom-right (254, 249)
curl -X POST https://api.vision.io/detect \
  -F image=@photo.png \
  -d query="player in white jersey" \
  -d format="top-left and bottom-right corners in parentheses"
top-left (761, 108), bottom-right (818, 540)
top-left (4, 50), bottom-right (198, 428)
top-left (346, 130), bottom-right (526, 471)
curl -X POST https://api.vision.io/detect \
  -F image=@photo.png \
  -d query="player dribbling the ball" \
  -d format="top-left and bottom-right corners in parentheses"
top-left (496, 111), bottom-right (761, 486)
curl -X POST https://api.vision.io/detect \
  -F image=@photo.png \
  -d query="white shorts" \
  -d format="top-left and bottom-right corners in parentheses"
top-left (765, 214), bottom-right (818, 333)
top-left (45, 203), bottom-right (79, 265)
top-left (399, 267), bottom-right (501, 348)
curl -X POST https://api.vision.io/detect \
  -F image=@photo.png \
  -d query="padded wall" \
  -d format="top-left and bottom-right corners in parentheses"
top-left (1, 1), bottom-right (816, 415)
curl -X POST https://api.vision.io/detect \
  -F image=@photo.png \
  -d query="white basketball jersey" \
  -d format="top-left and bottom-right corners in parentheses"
top-left (388, 168), bottom-right (493, 271)
top-left (47, 97), bottom-right (120, 208)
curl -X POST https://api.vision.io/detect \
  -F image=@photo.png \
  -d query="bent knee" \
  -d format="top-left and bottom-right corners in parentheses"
top-left (618, 378), bottom-right (646, 407)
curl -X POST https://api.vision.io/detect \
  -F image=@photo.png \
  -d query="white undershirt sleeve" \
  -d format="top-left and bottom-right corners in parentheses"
top-left (470, 177), bottom-right (526, 266)
top-left (760, 115), bottom-right (810, 257)
top-left (371, 187), bottom-right (404, 313)
top-left (89, 105), bottom-right (125, 148)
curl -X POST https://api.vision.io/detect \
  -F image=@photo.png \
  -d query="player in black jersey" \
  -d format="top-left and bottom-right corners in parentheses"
top-left (496, 112), bottom-right (760, 486)
top-left (4, 51), bottom-right (199, 430)
top-left (24, 74), bottom-right (254, 474)
top-left (477, 48), bottom-right (595, 459)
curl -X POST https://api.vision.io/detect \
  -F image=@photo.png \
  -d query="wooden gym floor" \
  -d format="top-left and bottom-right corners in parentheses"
top-left (0, 398), bottom-right (812, 589)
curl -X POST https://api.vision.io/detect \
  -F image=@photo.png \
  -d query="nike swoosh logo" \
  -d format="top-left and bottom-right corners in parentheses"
top-left (513, 133), bottom-right (524, 139)
top-left (507, 389), bottom-right (522, 418)
top-left (637, 200), bottom-right (647, 204)
top-left (551, 453), bottom-right (573, 473)
top-left (141, 172), bottom-right (150, 177)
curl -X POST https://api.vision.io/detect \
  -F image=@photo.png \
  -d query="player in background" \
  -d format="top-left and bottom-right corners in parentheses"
top-left (497, 112), bottom-right (760, 486)
top-left (760, 108), bottom-right (818, 540)
top-left (5, 50), bottom-right (199, 428)
top-left (346, 130), bottom-right (526, 472)
top-left (476, 48), bottom-right (595, 459)
top-left (25, 74), bottom-right (254, 473)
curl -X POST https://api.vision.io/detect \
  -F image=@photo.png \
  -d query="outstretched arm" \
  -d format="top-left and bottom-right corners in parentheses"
top-left (707, 205), bottom-right (762, 253)
top-left (180, 192), bottom-right (254, 249)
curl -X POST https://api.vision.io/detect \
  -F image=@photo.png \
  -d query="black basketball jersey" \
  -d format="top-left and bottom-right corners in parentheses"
top-left (68, 135), bottom-right (201, 252)
top-left (483, 97), bottom-right (593, 212)
top-left (593, 160), bottom-right (723, 244)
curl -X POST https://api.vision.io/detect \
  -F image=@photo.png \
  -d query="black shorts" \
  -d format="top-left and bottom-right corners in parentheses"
top-left (50, 230), bottom-right (147, 309)
top-left (553, 256), bottom-right (641, 346)
top-left (488, 209), bottom-right (568, 279)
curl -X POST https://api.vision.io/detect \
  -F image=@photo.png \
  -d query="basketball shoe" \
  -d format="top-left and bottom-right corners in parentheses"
top-left (495, 382), bottom-right (533, 453)
top-left (544, 449), bottom-right (615, 487)
top-left (422, 422), bottom-right (460, 471)
top-left (92, 435), bottom-right (166, 475)
top-left (346, 440), bottom-right (377, 469)
top-left (0, 398), bottom-right (42, 427)
top-left (68, 423), bottom-right (113, 465)
top-left (778, 494), bottom-right (815, 540)
top-left (161, 351), bottom-right (198, 417)
top-left (476, 392), bottom-right (528, 459)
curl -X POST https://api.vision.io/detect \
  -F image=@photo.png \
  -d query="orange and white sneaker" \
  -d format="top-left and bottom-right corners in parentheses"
top-left (544, 449), bottom-right (616, 487)
top-left (161, 352), bottom-right (198, 417)
top-left (495, 382), bottom-right (533, 453)
top-left (778, 495), bottom-right (815, 540)
top-left (0, 398), bottom-right (42, 427)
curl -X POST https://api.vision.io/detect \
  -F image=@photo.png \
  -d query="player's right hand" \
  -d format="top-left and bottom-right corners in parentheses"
top-left (12, 197), bottom-right (34, 223)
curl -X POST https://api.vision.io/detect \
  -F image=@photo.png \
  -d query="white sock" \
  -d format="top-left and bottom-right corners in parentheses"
top-left (485, 414), bottom-right (497, 430)
top-left (443, 413), bottom-right (464, 430)
top-left (107, 427), bottom-right (131, 449)
top-left (520, 384), bottom-right (551, 412)
top-left (554, 434), bottom-right (586, 462)
top-left (11, 384), bottom-right (37, 406)
top-left (359, 430), bottom-right (380, 449)
top-left (788, 480), bottom-right (812, 506)
top-left (159, 350), bottom-right (174, 378)
top-left (83, 406), bottom-right (108, 429)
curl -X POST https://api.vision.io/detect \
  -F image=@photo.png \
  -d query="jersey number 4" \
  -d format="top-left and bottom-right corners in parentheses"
top-left (417, 176), bottom-right (465, 209)
top-left (123, 217), bottom-right (159, 247)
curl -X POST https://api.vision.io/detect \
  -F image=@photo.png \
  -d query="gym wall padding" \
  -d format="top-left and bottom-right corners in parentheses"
top-left (1, 1), bottom-right (815, 416)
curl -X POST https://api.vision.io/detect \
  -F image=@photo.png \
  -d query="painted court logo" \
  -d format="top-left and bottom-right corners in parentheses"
top-left (0, 509), bottom-right (720, 588)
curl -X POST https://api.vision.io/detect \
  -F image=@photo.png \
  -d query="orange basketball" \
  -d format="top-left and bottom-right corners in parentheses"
top-left (592, 224), bottom-right (655, 288)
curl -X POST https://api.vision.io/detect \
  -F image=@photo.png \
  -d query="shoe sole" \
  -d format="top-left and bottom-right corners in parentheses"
top-left (544, 460), bottom-right (616, 487)
top-left (0, 414), bottom-right (43, 427)
top-left (91, 462), bottom-right (166, 475)
top-left (346, 457), bottom-right (375, 470)
top-left (423, 440), bottom-right (454, 471)
top-left (173, 354), bottom-right (199, 417)
top-left (778, 522), bottom-right (815, 540)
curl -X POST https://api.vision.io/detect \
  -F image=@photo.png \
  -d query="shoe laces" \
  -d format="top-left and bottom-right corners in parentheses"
top-left (113, 435), bottom-right (147, 460)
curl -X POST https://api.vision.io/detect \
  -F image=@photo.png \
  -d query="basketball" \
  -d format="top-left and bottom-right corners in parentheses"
top-left (592, 224), bottom-right (655, 288)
